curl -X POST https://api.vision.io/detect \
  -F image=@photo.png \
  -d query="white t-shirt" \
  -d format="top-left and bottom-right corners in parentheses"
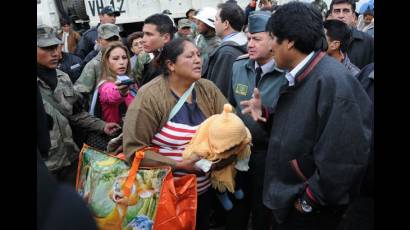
top-left (62, 32), bottom-right (69, 53)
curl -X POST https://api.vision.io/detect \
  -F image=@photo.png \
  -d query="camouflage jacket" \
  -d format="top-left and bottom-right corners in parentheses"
top-left (74, 51), bottom-right (102, 105)
top-left (195, 33), bottom-right (221, 63)
top-left (38, 69), bottom-right (105, 171)
top-left (131, 52), bottom-right (152, 86)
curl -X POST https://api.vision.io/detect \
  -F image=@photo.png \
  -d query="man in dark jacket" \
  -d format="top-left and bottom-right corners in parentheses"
top-left (329, 0), bottom-right (373, 69)
top-left (240, 3), bottom-right (372, 229)
top-left (74, 6), bottom-right (120, 59)
top-left (202, 2), bottom-right (247, 98)
top-left (56, 44), bottom-right (82, 83)
top-left (337, 63), bottom-right (374, 230)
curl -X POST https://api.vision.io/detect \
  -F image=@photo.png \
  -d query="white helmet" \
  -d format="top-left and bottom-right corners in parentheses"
top-left (193, 7), bottom-right (217, 29)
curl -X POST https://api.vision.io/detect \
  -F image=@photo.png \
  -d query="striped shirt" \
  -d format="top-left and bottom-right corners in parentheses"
top-left (151, 90), bottom-right (211, 194)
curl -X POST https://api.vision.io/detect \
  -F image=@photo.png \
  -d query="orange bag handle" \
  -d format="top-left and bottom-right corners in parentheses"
top-left (123, 147), bottom-right (158, 197)
top-left (75, 144), bottom-right (89, 191)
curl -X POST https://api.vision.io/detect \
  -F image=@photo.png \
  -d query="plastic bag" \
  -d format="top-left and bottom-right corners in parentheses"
top-left (76, 145), bottom-right (197, 230)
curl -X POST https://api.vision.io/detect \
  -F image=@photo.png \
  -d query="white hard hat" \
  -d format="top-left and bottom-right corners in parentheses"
top-left (193, 7), bottom-right (217, 29)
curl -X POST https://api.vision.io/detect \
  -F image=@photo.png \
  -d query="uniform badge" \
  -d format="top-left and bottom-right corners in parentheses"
top-left (235, 84), bottom-right (248, 96)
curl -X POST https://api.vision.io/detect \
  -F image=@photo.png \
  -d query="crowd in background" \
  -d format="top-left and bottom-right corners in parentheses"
top-left (37, 0), bottom-right (374, 229)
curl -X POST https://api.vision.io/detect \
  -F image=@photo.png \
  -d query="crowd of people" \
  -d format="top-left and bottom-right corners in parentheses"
top-left (37, 0), bottom-right (374, 229)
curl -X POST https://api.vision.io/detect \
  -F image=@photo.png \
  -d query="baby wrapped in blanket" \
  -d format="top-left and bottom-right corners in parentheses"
top-left (183, 104), bottom-right (252, 198)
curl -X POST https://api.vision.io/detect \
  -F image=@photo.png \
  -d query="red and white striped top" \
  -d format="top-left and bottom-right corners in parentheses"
top-left (152, 121), bottom-right (211, 194)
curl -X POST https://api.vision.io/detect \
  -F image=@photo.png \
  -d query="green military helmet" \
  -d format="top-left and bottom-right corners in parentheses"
top-left (37, 25), bottom-right (62, 48)
top-left (178, 18), bottom-right (192, 29)
top-left (97, 23), bottom-right (120, 40)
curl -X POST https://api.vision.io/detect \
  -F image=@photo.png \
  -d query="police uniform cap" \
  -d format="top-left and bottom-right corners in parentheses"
top-left (248, 10), bottom-right (272, 33)
top-left (100, 6), bottom-right (120, 17)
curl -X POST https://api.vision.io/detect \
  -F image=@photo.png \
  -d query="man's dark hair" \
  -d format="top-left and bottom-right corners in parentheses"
top-left (127, 31), bottom-right (143, 49)
top-left (324, 19), bottom-right (352, 52)
top-left (266, 2), bottom-right (326, 54)
top-left (329, 0), bottom-right (356, 12)
top-left (186, 9), bottom-right (196, 18)
top-left (157, 38), bottom-right (193, 76)
top-left (144, 14), bottom-right (177, 39)
top-left (217, 3), bottom-right (245, 32)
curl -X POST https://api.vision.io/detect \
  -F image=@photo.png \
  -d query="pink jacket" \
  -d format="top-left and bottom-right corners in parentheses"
top-left (98, 81), bottom-right (135, 124)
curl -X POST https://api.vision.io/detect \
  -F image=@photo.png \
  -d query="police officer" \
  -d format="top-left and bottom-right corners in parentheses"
top-left (74, 23), bottom-right (121, 110)
top-left (226, 10), bottom-right (288, 230)
top-left (37, 25), bottom-right (120, 184)
top-left (74, 6), bottom-right (120, 59)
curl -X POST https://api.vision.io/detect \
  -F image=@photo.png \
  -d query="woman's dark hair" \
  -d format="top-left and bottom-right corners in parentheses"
top-left (324, 19), bottom-right (352, 53)
top-left (266, 2), bottom-right (326, 54)
top-left (217, 3), bottom-right (245, 32)
top-left (156, 37), bottom-right (193, 76)
top-left (126, 31), bottom-right (143, 49)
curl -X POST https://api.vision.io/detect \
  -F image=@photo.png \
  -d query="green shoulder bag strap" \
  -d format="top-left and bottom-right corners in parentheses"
top-left (168, 82), bottom-right (195, 121)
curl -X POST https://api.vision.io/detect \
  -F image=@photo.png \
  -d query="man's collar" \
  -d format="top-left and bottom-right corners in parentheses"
top-left (254, 58), bottom-right (284, 75)
top-left (285, 51), bottom-right (315, 86)
top-left (223, 32), bottom-right (239, 42)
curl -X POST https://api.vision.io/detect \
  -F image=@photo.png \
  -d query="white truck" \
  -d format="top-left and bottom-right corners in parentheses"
top-left (84, 0), bottom-right (249, 27)
top-left (37, 0), bottom-right (249, 34)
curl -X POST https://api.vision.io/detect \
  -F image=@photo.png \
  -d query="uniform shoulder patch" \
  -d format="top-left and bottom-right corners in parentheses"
top-left (234, 84), bottom-right (249, 96)
top-left (236, 53), bottom-right (249, 61)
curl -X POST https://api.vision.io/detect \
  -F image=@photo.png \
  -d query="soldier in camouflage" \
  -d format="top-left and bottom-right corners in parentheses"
top-left (174, 19), bottom-right (194, 40)
top-left (74, 23), bottom-right (121, 110)
top-left (131, 51), bottom-right (152, 86)
top-left (37, 25), bottom-right (120, 184)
